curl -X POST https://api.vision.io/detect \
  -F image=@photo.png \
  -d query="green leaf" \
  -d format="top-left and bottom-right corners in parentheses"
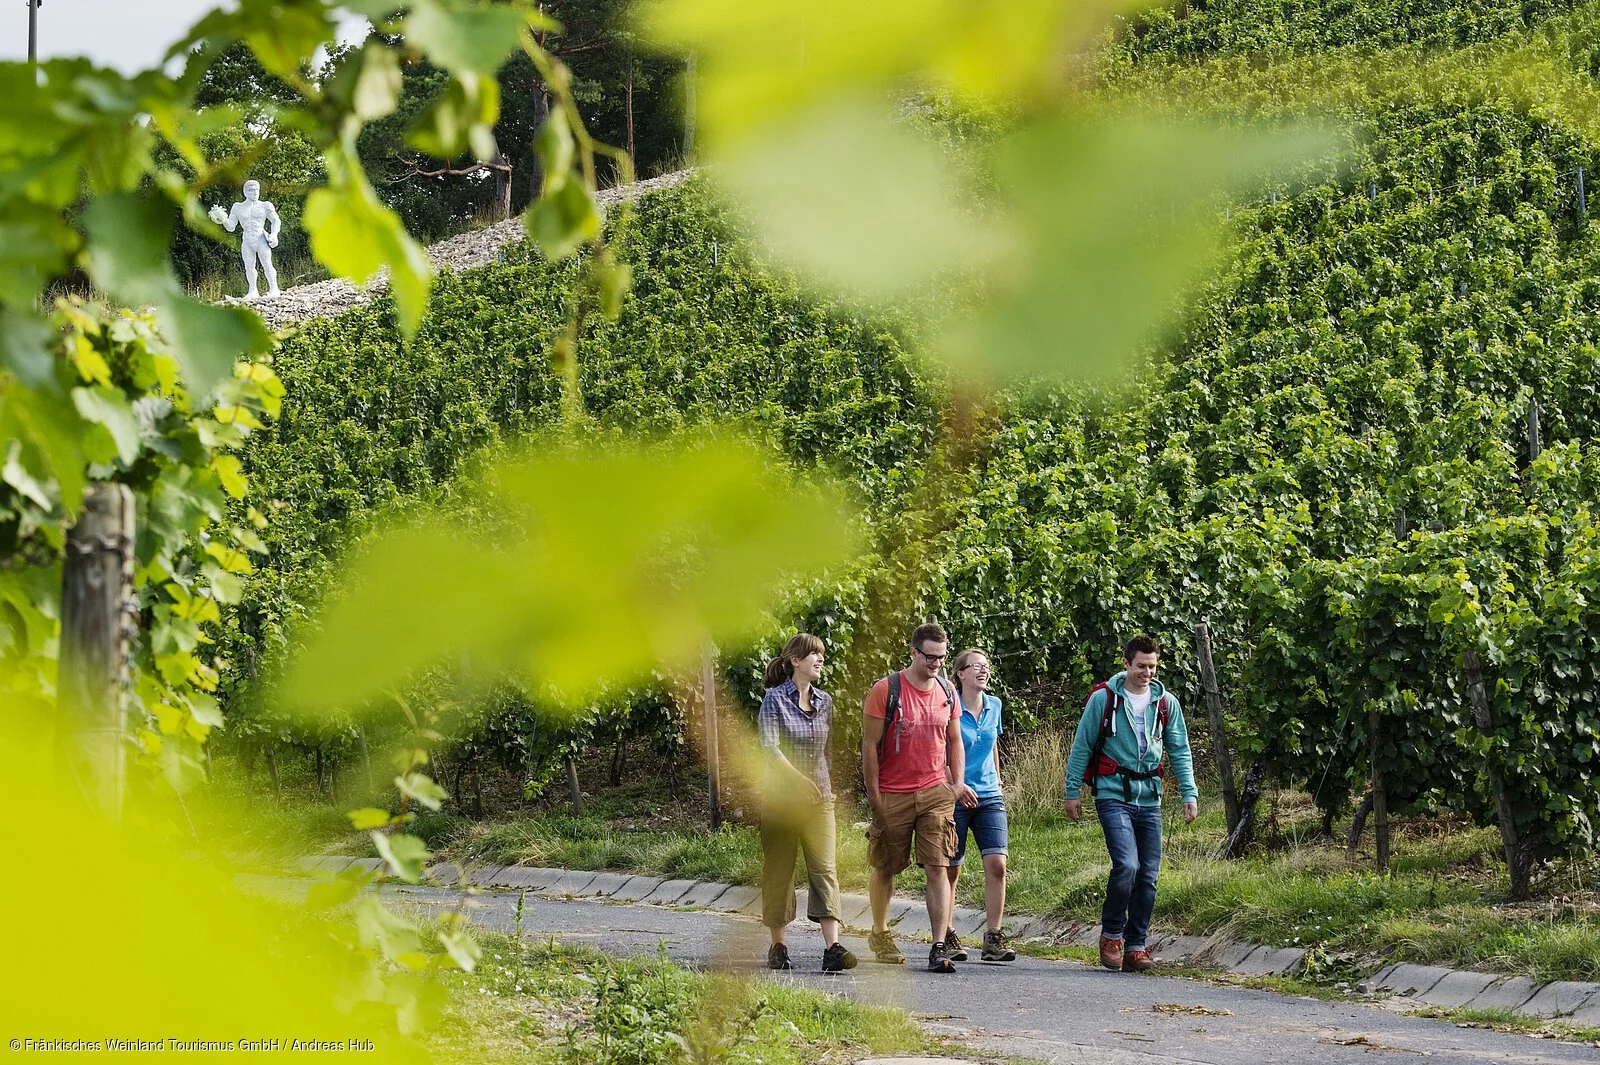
top-left (305, 868), bottom-right (372, 911)
top-left (346, 807), bottom-right (394, 830)
top-left (212, 454), bottom-right (248, 499)
top-left (304, 177), bottom-right (433, 336)
top-left (354, 895), bottom-right (424, 957)
top-left (0, 308), bottom-right (57, 392)
top-left (0, 210), bottom-right (72, 309)
top-left (2, 439), bottom-right (54, 510)
top-left (437, 927), bottom-right (481, 973)
top-left (283, 438), bottom-right (857, 712)
top-left (83, 192), bottom-right (173, 308)
top-left (533, 106), bottom-right (574, 192)
top-left (5, 387), bottom-right (87, 513)
top-left (370, 830), bottom-right (430, 883)
top-left (351, 43), bottom-right (404, 122)
top-left (939, 113), bottom-right (1339, 383)
top-left (523, 180), bottom-right (601, 261)
top-left (187, 692), bottom-right (223, 729)
top-left (718, 99), bottom-right (990, 297)
top-left (407, 0), bottom-right (533, 76)
top-left (394, 772), bottom-right (449, 812)
top-left (406, 72), bottom-right (500, 160)
top-left (72, 385), bottom-right (141, 465)
top-left (161, 299), bottom-right (270, 397)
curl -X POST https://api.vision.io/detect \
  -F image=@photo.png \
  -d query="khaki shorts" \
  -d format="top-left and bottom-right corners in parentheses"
top-left (868, 783), bottom-right (957, 874)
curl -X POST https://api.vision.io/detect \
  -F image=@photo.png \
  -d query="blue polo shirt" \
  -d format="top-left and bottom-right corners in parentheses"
top-left (959, 693), bottom-right (1004, 800)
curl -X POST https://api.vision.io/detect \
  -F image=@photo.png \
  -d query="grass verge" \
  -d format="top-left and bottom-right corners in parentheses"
top-left (427, 928), bottom-right (953, 1064)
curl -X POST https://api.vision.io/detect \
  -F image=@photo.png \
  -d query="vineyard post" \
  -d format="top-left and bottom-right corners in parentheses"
top-left (703, 644), bottom-right (722, 830)
top-left (565, 753), bottom-right (584, 815)
top-left (1368, 707), bottom-right (1390, 873)
top-left (59, 483), bottom-right (135, 819)
top-left (1578, 167), bottom-right (1587, 231)
top-left (1194, 621), bottom-right (1240, 838)
top-left (1462, 651), bottom-right (1529, 899)
top-left (1527, 396), bottom-right (1542, 466)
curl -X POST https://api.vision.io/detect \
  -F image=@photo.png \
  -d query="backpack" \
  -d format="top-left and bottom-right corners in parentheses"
top-left (879, 671), bottom-right (958, 757)
top-left (1082, 682), bottom-right (1170, 801)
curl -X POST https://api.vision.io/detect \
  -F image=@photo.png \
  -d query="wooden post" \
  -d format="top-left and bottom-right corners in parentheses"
top-left (356, 723), bottom-right (374, 794)
top-left (266, 740), bottom-right (281, 800)
top-left (565, 753), bottom-right (584, 815)
top-left (1463, 650), bottom-right (1528, 899)
top-left (683, 53), bottom-right (697, 157)
top-left (1195, 621), bottom-right (1240, 837)
top-left (1368, 707), bottom-right (1390, 873)
top-left (703, 644), bottom-right (722, 830)
top-left (59, 483), bottom-right (135, 819)
top-left (491, 151), bottom-right (511, 220)
top-left (1528, 397), bottom-right (1542, 465)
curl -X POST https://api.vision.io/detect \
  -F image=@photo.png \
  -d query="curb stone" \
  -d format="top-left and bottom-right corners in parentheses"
top-left (678, 881), bottom-right (733, 908)
top-left (1456, 975), bottom-right (1540, 1012)
top-left (611, 875), bottom-right (664, 902)
top-left (1520, 980), bottom-right (1599, 1018)
top-left (324, 856), bottom-right (1600, 1021)
top-left (1372, 963), bottom-right (1454, 998)
top-left (1414, 970), bottom-right (1500, 1009)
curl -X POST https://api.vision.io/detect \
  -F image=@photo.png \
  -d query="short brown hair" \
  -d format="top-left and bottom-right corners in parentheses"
top-left (1123, 634), bottom-right (1161, 662)
top-left (911, 622), bottom-right (948, 652)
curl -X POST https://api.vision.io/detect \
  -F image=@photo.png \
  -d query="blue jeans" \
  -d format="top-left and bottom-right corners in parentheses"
top-left (951, 795), bottom-right (1008, 866)
top-left (1096, 798), bottom-right (1162, 950)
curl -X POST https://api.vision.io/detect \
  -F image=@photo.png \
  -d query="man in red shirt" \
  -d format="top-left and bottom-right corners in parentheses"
top-left (861, 623), bottom-right (977, 972)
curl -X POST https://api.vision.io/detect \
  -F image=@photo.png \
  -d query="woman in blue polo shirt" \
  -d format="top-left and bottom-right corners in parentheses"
top-left (941, 648), bottom-right (1015, 962)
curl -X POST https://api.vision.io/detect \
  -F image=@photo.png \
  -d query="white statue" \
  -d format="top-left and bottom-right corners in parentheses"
top-left (209, 179), bottom-right (282, 300)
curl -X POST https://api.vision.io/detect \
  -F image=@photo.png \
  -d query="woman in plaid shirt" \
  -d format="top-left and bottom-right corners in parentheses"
top-left (758, 633), bottom-right (857, 972)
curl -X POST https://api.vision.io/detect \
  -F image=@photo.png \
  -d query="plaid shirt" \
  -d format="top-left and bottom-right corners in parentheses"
top-left (757, 677), bottom-right (834, 799)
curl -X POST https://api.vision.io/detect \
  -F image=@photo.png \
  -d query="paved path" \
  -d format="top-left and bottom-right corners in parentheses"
top-left (388, 883), bottom-right (1600, 1065)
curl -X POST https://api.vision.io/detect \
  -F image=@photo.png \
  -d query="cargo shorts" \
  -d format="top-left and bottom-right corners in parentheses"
top-left (867, 782), bottom-right (958, 874)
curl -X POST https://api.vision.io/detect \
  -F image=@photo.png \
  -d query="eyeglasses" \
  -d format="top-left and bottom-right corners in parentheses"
top-left (961, 663), bottom-right (991, 673)
top-left (915, 649), bottom-right (948, 663)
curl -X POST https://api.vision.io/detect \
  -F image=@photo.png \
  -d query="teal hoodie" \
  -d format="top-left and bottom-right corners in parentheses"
top-left (1063, 671), bottom-right (1199, 806)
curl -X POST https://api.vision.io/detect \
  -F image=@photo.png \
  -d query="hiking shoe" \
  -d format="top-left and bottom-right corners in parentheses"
top-left (1098, 935), bottom-right (1123, 971)
top-left (1122, 948), bottom-right (1154, 972)
top-left (867, 930), bottom-right (904, 964)
top-left (822, 943), bottom-right (858, 972)
top-left (981, 929), bottom-right (1016, 962)
top-left (767, 943), bottom-right (792, 970)
top-left (944, 928), bottom-right (968, 961)
top-left (927, 939), bottom-right (956, 973)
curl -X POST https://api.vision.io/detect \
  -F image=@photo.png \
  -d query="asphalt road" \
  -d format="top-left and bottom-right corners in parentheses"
top-left (387, 884), bottom-right (1600, 1065)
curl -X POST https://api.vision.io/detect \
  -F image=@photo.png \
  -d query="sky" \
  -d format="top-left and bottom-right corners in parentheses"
top-left (0, 1), bottom-right (369, 74)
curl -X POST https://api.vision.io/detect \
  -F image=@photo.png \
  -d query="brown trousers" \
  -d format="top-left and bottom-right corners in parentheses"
top-left (759, 797), bottom-right (843, 928)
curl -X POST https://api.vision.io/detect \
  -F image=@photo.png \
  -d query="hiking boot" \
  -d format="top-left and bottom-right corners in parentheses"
top-left (867, 930), bottom-right (904, 964)
top-left (767, 943), bottom-right (792, 970)
top-left (927, 939), bottom-right (956, 973)
top-left (1122, 948), bottom-right (1154, 972)
top-left (944, 928), bottom-right (968, 961)
top-left (981, 928), bottom-right (1016, 962)
top-left (1098, 935), bottom-right (1124, 971)
top-left (822, 942), bottom-right (858, 972)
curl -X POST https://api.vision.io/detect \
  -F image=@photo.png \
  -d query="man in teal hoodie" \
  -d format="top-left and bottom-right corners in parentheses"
top-left (1064, 635), bottom-right (1198, 972)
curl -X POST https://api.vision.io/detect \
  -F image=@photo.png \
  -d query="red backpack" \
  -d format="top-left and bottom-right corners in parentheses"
top-left (1082, 682), bottom-right (1170, 801)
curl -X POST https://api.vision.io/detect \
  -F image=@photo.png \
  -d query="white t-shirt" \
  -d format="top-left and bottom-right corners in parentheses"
top-left (1127, 688), bottom-right (1152, 754)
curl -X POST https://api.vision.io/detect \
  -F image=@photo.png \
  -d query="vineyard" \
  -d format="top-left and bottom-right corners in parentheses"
top-left (185, 0), bottom-right (1600, 909)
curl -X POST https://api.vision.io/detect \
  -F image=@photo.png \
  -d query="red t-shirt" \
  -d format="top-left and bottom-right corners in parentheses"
top-left (865, 672), bottom-right (957, 793)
